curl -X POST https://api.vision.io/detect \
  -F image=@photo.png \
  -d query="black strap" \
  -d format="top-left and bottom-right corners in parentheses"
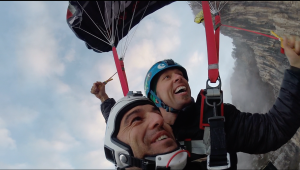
top-left (209, 117), bottom-right (228, 167)
top-left (184, 140), bottom-right (192, 154)
top-left (214, 23), bottom-right (222, 30)
top-left (125, 155), bottom-right (156, 170)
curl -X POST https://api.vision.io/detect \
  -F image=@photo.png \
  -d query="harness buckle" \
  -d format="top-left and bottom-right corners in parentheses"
top-left (205, 77), bottom-right (222, 107)
top-left (207, 153), bottom-right (231, 170)
top-left (208, 116), bottom-right (225, 123)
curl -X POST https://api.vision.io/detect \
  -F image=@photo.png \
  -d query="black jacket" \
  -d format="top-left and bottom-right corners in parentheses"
top-left (101, 68), bottom-right (300, 169)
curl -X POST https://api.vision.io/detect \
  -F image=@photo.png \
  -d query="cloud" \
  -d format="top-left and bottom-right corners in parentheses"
top-left (16, 2), bottom-right (65, 81)
top-left (0, 127), bottom-right (16, 150)
top-left (0, 106), bottom-right (38, 127)
top-left (0, 162), bottom-right (28, 169)
top-left (64, 49), bottom-right (75, 62)
top-left (54, 78), bottom-right (72, 94)
top-left (81, 149), bottom-right (115, 169)
top-left (186, 51), bottom-right (205, 74)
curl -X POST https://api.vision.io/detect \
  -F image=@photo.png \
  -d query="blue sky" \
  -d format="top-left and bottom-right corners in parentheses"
top-left (0, 1), bottom-right (234, 168)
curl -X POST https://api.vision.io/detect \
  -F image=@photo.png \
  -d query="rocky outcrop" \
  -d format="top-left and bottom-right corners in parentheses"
top-left (189, 1), bottom-right (300, 169)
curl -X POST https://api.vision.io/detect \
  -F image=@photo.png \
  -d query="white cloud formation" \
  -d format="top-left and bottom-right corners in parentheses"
top-left (0, 106), bottom-right (38, 127)
top-left (16, 2), bottom-right (65, 81)
top-left (64, 49), bottom-right (75, 62)
top-left (0, 128), bottom-right (16, 150)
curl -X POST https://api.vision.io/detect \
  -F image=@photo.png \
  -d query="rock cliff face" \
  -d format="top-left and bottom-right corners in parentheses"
top-left (189, 1), bottom-right (300, 169)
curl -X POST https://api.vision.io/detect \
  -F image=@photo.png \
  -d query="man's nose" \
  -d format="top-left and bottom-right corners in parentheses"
top-left (148, 112), bottom-right (164, 130)
top-left (173, 73), bottom-right (182, 83)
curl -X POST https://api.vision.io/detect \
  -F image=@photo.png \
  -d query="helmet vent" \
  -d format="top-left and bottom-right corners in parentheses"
top-left (165, 59), bottom-right (175, 65)
top-left (104, 145), bottom-right (116, 164)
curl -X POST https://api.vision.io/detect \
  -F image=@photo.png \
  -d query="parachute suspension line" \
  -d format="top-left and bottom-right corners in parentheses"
top-left (208, 1), bottom-right (216, 14)
top-left (96, 1), bottom-right (112, 42)
top-left (121, 1), bottom-right (138, 59)
top-left (218, 2), bottom-right (228, 13)
top-left (120, 1), bottom-right (126, 58)
top-left (113, 2), bottom-right (123, 54)
top-left (122, 1), bottom-right (151, 59)
top-left (112, 1), bottom-right (116, 46)
top-left (77, 27), bottom-right (111, 46)
top-left (104, 2), bottom-right (113, 42)
top-left (195, 1), bottom-right (213, 14)
top-left (76, 1), bottom-right (111, 43)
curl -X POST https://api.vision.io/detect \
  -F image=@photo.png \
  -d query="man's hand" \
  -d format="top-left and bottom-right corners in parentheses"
top-left (283, 35), bottom-right (300, 68)
top-left (91, 81), bottom-right (109, 102)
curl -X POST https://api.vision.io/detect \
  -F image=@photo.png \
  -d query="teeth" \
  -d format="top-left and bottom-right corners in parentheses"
top-left (175, 86), bottom-right (186, 93)
top-left (156, 135), bottom-right (168, 142)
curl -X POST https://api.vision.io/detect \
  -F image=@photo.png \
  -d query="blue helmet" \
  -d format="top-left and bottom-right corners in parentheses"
top-left (144, 59), bottom-right (188, 112)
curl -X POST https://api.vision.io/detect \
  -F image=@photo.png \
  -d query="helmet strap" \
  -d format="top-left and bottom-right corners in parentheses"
top-left (120, 154), bottom-right (155, 170)
top-left (149, 90), bottom-right (181, 113)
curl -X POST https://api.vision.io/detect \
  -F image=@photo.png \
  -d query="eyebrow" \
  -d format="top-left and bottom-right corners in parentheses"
top-left (123, 106), bottom-right (160, 125)
top-left (151, 106), bottom-right (160, 113)
top-left (124, 108), bottom-right (142, 125)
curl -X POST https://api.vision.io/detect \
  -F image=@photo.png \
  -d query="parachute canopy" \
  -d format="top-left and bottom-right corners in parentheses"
top-left (67, 1), bottom-right (174, 53)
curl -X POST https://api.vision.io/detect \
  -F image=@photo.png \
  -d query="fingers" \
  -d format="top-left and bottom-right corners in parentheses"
top-left (283, 36), bottom-right (300, 55)
top-left (295, 37), bottom-right (300, 55)
top-left (91, 81), bottom-right (103, 94)
top-left (283, 36), bottom-right (294, 57)
top-left (288, 36), bottom-right (296, 48)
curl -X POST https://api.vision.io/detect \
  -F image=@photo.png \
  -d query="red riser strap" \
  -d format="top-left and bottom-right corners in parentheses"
top-left (202, 1), bottom-right (219, 83)
top-left (112, 47), bottom-right (129, 96)
top-left (119, 59), bottom-right (129, 90)
top-left (215, 14), bottom-right (221, 60)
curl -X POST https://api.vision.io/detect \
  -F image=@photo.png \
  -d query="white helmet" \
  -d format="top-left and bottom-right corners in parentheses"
top-left (104, 91), bottom-right (188, 170)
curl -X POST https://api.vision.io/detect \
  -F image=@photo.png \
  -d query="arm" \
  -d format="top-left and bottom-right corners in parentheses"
top-left (225, 36), bottom-right (300, 153)
top-left (91, 81), bottom-right (115, 123)
top-left (101, 98), bottom-right (116, 123)
top-left (225, 67), bottom-right (300, 153)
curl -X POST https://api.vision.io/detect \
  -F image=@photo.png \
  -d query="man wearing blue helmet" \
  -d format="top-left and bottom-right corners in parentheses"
top-left (93, 35), bottom-right (300, 169)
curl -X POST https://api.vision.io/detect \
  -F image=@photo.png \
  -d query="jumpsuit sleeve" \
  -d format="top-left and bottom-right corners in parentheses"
top-left (224, 68), bottom-right (300, 154)
top-left (100, 98), bottom-right (116, 123)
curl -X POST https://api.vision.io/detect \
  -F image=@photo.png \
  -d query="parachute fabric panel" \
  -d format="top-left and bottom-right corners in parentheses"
top-left (67, 1), bottom-right (174, 53)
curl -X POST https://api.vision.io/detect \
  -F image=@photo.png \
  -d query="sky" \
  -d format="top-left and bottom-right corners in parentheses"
top-left (0, 1), bottom-right (235, 169)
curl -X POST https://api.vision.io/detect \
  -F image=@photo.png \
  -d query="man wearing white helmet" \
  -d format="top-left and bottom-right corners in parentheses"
top-left (104, 91), bottom-right (199, 170)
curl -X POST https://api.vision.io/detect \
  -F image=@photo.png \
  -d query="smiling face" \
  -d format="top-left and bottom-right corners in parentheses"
top-left (155, 68), bottom-right (192, 110)
top-left (117, 104), bottom-right (178, 159)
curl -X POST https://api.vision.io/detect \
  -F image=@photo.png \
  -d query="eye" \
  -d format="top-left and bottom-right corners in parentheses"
top-left (163, 75), bottom-right (170, 80)
top-left (176, 71), bottom-right (183, 76)
top-left (132, 117), bottom-right (142, 123)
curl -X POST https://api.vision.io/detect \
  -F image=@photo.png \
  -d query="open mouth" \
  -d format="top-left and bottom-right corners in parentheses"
top-left (174, 86), bottom-right (187, 94)
top-left (155, 135), bottom-right (168, 142)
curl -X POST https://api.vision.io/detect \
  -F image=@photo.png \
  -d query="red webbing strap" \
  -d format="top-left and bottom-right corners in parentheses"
top-left (112, 47), bottom-right (129, 96)
top-left (221, 24), bottom-right (284, 53)
top-left (202, 1), bottom-right (219, 83)
top-left (119, 58), bottom-right (129, 90)
top-left (214, 14), bottom-right (221, 60)
top-left (221, 24), bottom-right (279, 40)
